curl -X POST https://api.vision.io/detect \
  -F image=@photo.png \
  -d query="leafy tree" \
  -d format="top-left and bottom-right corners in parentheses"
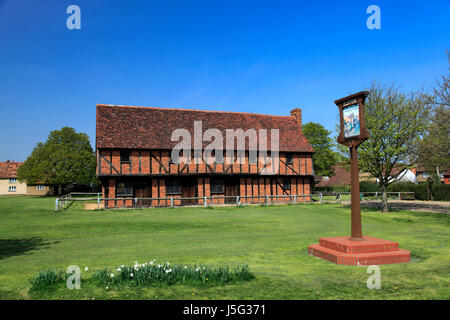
top-left (356, 82), bottom-right (431, 212)
top-left (303, 122), bottom-right (337, 176)
top-left (17, 127), bottom-right (97, 195)
top-left (415, 53), bottom-right (449, 179)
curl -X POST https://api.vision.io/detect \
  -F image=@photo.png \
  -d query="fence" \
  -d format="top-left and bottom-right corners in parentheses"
top-left (55, 194), bottom-right (313, 212)
top-left (313, 192), bottom-right (415, 204)
top-left (54, 191), bottom-right (416, 212)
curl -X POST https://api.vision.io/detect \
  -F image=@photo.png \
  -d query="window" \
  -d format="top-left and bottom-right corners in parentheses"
top-left (8, 186), bottom-right (16, 192)
top-left (422, 172), bottom-right (429, 178)
top-left (9, 178), bottom-right (17, 183)
top-left (282, 178), bottom-right (291, 191)
top-left (37, 185), bottom-right (45, 190)
top-left (166, 180), bottom-right (181, 195)
top-left (120, 150), bottom-right (131, 163)
top-left (286, 153), bottom-right (294, 165)
top-left (210, 179), bottom-right (224, 194)
top-left (116, 182), bottom-right (133, 196)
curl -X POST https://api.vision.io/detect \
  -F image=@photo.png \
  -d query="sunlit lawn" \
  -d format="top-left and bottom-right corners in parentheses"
top-left (0, 196), bottom-right (448, 300)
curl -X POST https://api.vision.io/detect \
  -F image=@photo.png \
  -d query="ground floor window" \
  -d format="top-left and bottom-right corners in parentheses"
top-left (8, 186), bottom-right (16, 192)
top-left (210, 179), bottom-right (225, 194)
top-left (116, 182), bottom-right (133, 196)
top-left (37, 185), bottom-right (45, 190)
top-left (166, 180), bottom-right (181, 195)
top-left (282, 178), bottom-right (291, 191)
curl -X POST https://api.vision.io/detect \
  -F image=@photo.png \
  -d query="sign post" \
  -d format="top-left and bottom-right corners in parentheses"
top-left (335, 91), bottom-right (370, 239)
top-left (308, 91), bottom-right (410, 265)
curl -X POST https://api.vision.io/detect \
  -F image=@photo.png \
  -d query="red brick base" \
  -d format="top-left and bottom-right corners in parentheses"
top-left (308, 236), bottom-right (410, 265)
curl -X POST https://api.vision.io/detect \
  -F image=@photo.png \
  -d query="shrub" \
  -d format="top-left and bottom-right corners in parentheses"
top-left (432, 184), bottom-right (450, 201)
top-left (359, 181), bottom-right (381, 192)
top-left (387, 182), bottom-right (429, 200)
top-left (28, 269), bottom-right (64, 291)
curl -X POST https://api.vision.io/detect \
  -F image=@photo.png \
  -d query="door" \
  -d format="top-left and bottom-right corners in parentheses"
top-left (134, 182), bottom-right (151, 207)
top-left (225, 177), bottom-right (239, 203)
top-left (181, 178), bottom-right (197, 205)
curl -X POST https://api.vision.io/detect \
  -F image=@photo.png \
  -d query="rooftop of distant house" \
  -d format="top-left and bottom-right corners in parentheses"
top-left (0, 160), bottom-right (23, 179)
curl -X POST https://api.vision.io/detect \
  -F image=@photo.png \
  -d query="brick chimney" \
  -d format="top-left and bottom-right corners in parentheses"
top-left (290, 108), bottom-right (302, 129)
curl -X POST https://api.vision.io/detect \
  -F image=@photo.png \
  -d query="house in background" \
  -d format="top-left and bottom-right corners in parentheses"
top-left (315, 164), bottom-right (351, 188)
top-left (316, 164), bottom-right (418, 189)
top-left (96, 104), bottom-right (315, 208)
top-left (444, 171), bottom-right (450, 184)
top-left (0, 161), bottom-right (27, 195)
top-left (414, 167), bottom-right (446, 183)
top-left (0, 160), bottom-right (52, 196)
top-left (380, 167), bottom-right (418, 184)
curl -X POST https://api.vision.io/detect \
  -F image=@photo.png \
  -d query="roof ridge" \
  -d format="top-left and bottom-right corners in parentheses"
top-left (96, 104), bottom-right (293, 118)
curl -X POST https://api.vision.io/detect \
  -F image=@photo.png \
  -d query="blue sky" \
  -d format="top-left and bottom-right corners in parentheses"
top-left (0, 0), bottom-right (449, 161)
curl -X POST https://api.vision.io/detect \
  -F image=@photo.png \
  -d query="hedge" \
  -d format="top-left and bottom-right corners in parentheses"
top-left (314, 181), bottom-right (449, 201)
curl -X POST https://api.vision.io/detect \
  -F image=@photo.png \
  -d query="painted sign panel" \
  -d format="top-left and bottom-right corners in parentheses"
top-left (343, 105), bottom-right (360, 138)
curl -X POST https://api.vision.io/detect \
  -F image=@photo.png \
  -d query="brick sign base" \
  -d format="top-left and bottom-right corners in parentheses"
top-left (308, 236), bottom-right (410, 265)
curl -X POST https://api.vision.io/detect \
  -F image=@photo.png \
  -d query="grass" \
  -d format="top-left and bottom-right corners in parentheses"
top-left (0, 195), bottom-right (449, 300)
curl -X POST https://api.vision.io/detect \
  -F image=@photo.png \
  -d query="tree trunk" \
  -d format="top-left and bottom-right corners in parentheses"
top-left (381, 186), bottom-right (389, 213)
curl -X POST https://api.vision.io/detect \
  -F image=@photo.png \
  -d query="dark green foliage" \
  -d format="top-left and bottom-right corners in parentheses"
top-left (30, 263), bottom-right (254, 291)
top-left (303, 122), bottom-right (337, 176)
top-left (431, 184), bottom-right (450, 201)
top-left (387, 182), bottom-right (422, 199)
top-left (359, 181), bottom-right (381, 192)
top-left (17, 127), bottom-right (97, 194)
top-left (314, 184), bottom-right (350, 193)
top-left (92, 262), bottom-right (254, 287)
top-left (28, 269), bottom-right (64, 291)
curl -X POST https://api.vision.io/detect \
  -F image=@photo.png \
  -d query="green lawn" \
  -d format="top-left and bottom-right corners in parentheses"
top-left (0, 196), bottom-right (448, 300)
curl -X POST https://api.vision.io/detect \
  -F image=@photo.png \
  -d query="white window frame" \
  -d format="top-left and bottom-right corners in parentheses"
top-left (8, 186), bottom-right (16, 192)
top-left (36, 185), bottom-right (45, 190)
top-left (9, 178), bottom-right (17, 183)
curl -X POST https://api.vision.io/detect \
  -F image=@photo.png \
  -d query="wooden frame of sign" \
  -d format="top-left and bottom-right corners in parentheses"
top-left (336, 91), bottom-right (370, 148)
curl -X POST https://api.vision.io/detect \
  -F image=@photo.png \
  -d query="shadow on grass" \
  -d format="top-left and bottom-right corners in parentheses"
top-left (0, 237), bottom-right (60, 259)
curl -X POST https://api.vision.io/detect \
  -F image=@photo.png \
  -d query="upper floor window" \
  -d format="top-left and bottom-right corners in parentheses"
top-left (282, 178), bottom-right (291, 191)
top-left (210, 179), bottom-right (224, 194)
top-left (120, 150), bottom-right (130, 163)
top-left (116, 182), bottom-right (133, 196)
top-left (166, 180), bottom-right (181, 195)
top-left (286, 153), bottom-right (294, 165)
top-left (8, 186), bottom-right (16, 192)
top-left (9, 178), bottom-right (17, 183)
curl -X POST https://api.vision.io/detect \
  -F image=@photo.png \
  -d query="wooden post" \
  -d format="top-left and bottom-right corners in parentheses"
top-left (349, 145), bottom-right (363, 240)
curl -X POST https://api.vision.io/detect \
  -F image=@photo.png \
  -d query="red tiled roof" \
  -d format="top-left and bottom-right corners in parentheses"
top-left (0, 161), bottom-right (23, 179)
top-left (316, 164), bottom-right (351, 187)
top-left (96, 104), bottom-right (314, 152)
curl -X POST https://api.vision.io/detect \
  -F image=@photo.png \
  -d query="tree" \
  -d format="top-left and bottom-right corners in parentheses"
top-left (357, 82), bottom-right (431, 212)
top-left (303, 122), bottom-right (337, 176)
top-left (17, 127), bottom-right (97, 195)
top-left (415, 53), bottom-right (449, 179)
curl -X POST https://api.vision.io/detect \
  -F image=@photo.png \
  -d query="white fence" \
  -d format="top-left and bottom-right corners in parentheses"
top-left (54, 191), bottom-right (415, 211)
top-left (55, 193), bottom-right (313, 211)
